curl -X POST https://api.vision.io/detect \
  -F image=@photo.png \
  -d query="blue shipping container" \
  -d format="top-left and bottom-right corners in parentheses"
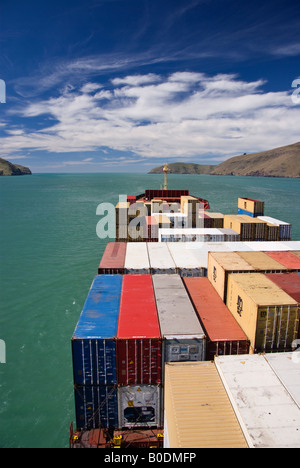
top-left (72, 275), bottom-right (123, 386)
top-left (74, 385), bottom-right (118, 429)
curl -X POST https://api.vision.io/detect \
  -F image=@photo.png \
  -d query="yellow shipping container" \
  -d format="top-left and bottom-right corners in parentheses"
top-left (153, 214), bottom-right (172, 228)
top-left (226, 273), bottom-right (299, 354)
top-left (238, 197), bottom-right (264, 216)
top-left (237, 251), bottom-right (287, 272)
top-left (224, 214), bottom-right (266, 241)
top-left (164, 362), bottom-right (249, 448)
top-left (207, 252), bottom-right (255, 302)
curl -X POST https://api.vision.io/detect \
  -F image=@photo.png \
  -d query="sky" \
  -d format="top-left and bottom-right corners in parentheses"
top-left (0, 0), bottom-right (300, 173)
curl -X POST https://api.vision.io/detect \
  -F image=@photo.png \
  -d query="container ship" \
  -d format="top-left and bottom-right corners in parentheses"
top-left (70, 168), bottom-right (300, 449)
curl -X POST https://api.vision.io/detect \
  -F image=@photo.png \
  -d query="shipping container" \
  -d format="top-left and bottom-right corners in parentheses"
top-left (167, 243), bottom-right (205, 276)
top-left (207, 251), bottom-right (255, 302)
top-left (226, 273), bottom-right (299, 353)
top-left (124, 242), bottom-right (150, 274)
top-left (244, 241), bottom-right (290, 251)
top-left (161, 212), bottom-right (188, 228)
top-left (204, 212), bottom-right (224, 228)
top-left (224, 215), bottom-right (266, 241)
top-left (147, 243), bottom-right (177, 274)
top-left (164, 362), bottom-right (249, 448)
top-left (153, 275), bottom-right (206, 363)
top-left (283, 242), bottom-right (300, 251)
top-left (159, 228), bottom-right (225, 243)
top-left (218, 228), bottom-right (240, 242)
top-left (265, 251), bottom-right (300, 271)
top-left (265, 273), bottom-right (300, 339)
top-left (238, 198), bottom-right (264, 217)
top-left (74, 385), bottom-right (118, 430)
top-left (117, 275), bottom-right (162, 385)
top-left (237, 251), bottom-right (287, 272)
top-left (293, 251), bottom-right (300, 257)
top-left (72, 275), bottom-right (123, 386)
top-left (118, 385), bottom-right (162, 429)
top-left (258, 216), bottom-right (292, 240)
top-left (215, 354), bottom-right (300, 448)
top-left (98, 242), bottom-right (127, 274)
top-left (184, 277), bottom-right (249, 360)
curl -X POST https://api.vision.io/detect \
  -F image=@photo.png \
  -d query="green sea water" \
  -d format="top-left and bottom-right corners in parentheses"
top-left (0, 173), bottom-right (299, 448)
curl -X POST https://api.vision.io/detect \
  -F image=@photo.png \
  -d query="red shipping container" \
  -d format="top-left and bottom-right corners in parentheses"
top-left (117, 275), bottom-right (162, 385)
top-left (98, 242), bottom-right (127, 274)
top-left (264, 251), bottom-right (300, 271)
top-left (183, 277), bottom-right (249, 360)
top-left (265, 273), bottom-right (300, 339)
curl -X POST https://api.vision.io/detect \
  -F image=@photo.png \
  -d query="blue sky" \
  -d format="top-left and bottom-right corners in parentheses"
top-left (0, 0), bottom-right (300, 173)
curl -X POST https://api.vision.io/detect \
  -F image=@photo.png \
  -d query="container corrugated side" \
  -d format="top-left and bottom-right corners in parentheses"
top-left (74, 385), bottom-right (118, 430)
top-left (72, 275), bottom-right (123, 386)
top-left (264, 251), bottom-right (300, 271)
top-left (167, 243), bottom-right (205, 276)
top-left (117, 275), bottom-right (162, 385)
top-left (159, 228), bottom-right (225, 242)
top-left (98, 242), bottom-right (127, 274)
top-left (153, 275), bottom-right (206, 363)
top-left (207, 251), bottom-right (255, 302)
top-left (164, 362), bottom-right (249, 448)
top-left (258, 216), bottom-right (292, 240)
top-left (124, 242), bottom-right (150, 274)
top-left (184, 277), bottom-right (249, 360)
top-left (147, 243), bottom-right (177, 274)
top-left (226, 273), bottom-right (299, 353)
top-left (118, 385), bottom-right (162, 429)
top-left (215, 354), bottom-right (300, 448)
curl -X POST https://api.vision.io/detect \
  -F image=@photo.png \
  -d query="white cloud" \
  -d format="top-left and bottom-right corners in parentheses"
top-left (2, 72), bottom-right (300, 161)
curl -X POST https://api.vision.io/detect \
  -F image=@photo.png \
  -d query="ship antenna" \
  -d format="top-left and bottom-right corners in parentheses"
top-left (163, 163), bottom-right (169, 190)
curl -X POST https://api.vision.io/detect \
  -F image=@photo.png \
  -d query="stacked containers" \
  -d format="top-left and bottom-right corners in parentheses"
top-left (181, 196), bottom-right (199, 228)
top-left (147, 243), bottom-right (177, 274)
top-left (72, 275), bottom-right (123, 430)
top-left (207, 251), bottom-right (255, 302)
top-left (226, 273), bottom-right (299, 353)
top-left (224, 215), bottom-right (266, 241)
top-left (98, 242), bottom-right (127, 274)
top-left (152, 275), bottom-right (206, 364)
top-left (238, 198), bottom-right (264, 217)
top-left (115, 201), bottom-right (130, 241)
top-left (184, 277), bottom-right (249, 360)
top-left (266, 273), bottom-right (300, 339)
top-left (204, 212), bottom-right (224, 228)
top-left (258, 216), bottom-right (292, 241)
top-left (117, 275), bottom-right (162, 428)
top-left (128, 215), bottom-right (158, 242)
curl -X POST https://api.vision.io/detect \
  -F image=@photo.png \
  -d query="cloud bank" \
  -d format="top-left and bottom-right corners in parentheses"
top-left (2, 72), bottom-right (299, 162)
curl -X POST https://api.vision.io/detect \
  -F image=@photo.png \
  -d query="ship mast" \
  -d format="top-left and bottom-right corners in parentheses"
top-left (163, 163), bottom-right (169, 190)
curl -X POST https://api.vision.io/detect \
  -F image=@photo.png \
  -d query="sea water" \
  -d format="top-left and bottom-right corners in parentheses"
top-left (0, 173), bottom-right (299, 448)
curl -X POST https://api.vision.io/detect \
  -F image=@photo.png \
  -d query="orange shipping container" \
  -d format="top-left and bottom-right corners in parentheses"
top-left (264, 251), bottom-right (300, 271)
top-left (184, 277), bottom-right (249, 360)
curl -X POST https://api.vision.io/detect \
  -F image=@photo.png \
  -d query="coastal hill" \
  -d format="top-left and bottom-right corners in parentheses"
top-left (0, 157), bottom-right (32, 176)
top-left (149, 162), bottom-right (215, 175)
top-left (149, 142), bottom-right (300, 178)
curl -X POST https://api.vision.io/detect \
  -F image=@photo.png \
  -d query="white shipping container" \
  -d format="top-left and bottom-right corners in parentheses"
top-left (283, 241), bottom-right (300, 250)
top-left (124, 242), bottom-right (150, 274)
top-left (167, 243), bottom-right (205, 276)
top-left (118, 385), bottom-right (162, 429)
top-left (215, 354), bottom-right (300, 448)
top-left (258, 216), bottom-right (292, 240)
top-left (147, 243), bottom-right (177, 274)
top-left (159, 228), bottom-right (225, 243)
top-left (152, 275), bottom-right (206, 363)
